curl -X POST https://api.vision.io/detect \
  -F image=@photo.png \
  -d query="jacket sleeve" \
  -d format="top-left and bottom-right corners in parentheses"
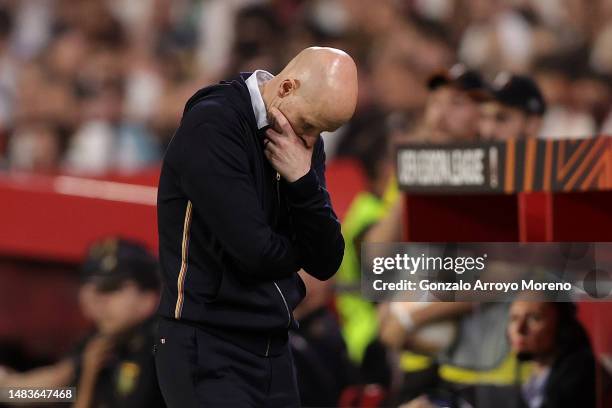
top-left (284, 138), bottom-right (345, 281)
top-left (176, 100), bottom-right (301, 280)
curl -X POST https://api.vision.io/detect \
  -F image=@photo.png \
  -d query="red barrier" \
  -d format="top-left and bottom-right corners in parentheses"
top-left (0, 160), bottom-right (365, 263)
top-left (0, 171), bottom-right (159, 262)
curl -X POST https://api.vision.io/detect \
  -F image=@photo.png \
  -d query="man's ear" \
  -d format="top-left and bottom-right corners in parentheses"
top-left (278, 79), bottom-right (300, 97)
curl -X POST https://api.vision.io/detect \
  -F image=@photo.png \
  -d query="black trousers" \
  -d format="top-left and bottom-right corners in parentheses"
top-left (155, 317), bottom-right (300, 408)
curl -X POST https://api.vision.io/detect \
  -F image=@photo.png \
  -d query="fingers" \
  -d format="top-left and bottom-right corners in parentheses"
top-left (263, 137), bottom-right (280, 162)
top-left (265, 128), bottom-right (283, 143)
top-left (264, 138), bottom-right (278, 154)
top-left (265, 128), bottom-right (293, 150)
top-left (263, 143), bottom-right (277, 164)
top-left (268, 107), bottom-right (296, 137)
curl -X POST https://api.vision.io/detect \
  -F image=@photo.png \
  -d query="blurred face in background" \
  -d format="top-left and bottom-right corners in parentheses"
top-left (534, 71), bottom-right (570, 107)
top-left (422, 86), bottom-right (453, 141)
top-left (419, 85), bottom-right (481, 143)
top-left (466, 0), bottom-right (500, 22)
top-left (93, 281), bottom-right (158, 335)
top-left (479, 101), bottom-right (541, 140)
top-left (440, 87), bottom-right (481, 142)
top-left (572, 77), bottom-right (611, 123)
top-left (78, 282), bottom-right (104, 323)
top-left (508, 301), bottom-right (558, 360)
top-left (45, 30), bottom-right (88, 81)
top-left (8, 123), bottom-right (61, 172)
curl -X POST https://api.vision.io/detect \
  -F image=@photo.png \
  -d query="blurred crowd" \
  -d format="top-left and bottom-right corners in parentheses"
top-left (0, 0), bottom-right (612, 174)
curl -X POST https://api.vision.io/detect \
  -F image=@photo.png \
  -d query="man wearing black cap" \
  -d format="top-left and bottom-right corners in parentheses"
top-left (71, 239), bottom-right (165, 408)
top-left (412, 64), bottom-right (488, 144)
top-left (479, 73), bottom-right (547, 141)
top-left (0, 238), bottom-right (166, 408)
top-left (370, 64), bottom-right (488, 245)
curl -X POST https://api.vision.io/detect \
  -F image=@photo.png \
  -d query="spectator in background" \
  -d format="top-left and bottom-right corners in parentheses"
top-left (336, 118), bottom-right (394, 366)
top-left (508, 299), bottom-right (596, 408)
top-left (533, 54), bottom-right (598, 139)
top-left (364, 66), bottom-right (517, 405)
top-left (2, 0), bottom-right (612, 171)
top-left (228, 4), bottom-right (285, 74)
top-left (398, 299), bottom-right (598, 408)
top-left (479, 73), bottom-right (546, 141)
top-left (457, 0), bottom-right (534, 75)
top-left (410, 64), bottom-right (487, 144)
top-left (6, 121), bottom-right (62, 172)
top-left (64, 75), bottom-right (160, 174)
top-left (0, 238), bottom-right (165, 408)
top-left (364, 65), bottom-right (487, 248)
top-left (570, 69), bottom-right (612, 135)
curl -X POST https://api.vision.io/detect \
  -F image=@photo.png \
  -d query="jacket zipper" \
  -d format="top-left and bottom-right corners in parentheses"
top-left (273, 171), bottom-right (280, 226)
top-left (272, 171), bottom-right (291, 330)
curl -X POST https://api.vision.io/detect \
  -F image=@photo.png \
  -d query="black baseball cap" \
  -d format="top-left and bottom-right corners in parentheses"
top-left (81, 238), bottom-right (161, 292)
top-left (490, 73), bottom-right (546, 116)
top-left (427, 64), bottom-right (489, 100)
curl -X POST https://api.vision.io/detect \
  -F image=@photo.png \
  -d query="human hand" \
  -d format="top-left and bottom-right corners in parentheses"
top-left (81, 335), bottom-right (115, 375)
top-left (0, 365), bottom-right (15, 385)
top-left (264, 107), bottom-right (313, 183)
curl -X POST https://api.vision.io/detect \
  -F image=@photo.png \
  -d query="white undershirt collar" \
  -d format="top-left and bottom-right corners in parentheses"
top-left (245, 70), bottom-right (274, 130)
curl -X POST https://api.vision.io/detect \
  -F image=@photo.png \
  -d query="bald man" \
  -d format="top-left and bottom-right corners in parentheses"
top-left (155, 47), bottom-right (357, 407)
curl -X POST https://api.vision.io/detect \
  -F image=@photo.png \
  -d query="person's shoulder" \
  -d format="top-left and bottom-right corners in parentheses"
top-left (565, 344), bottom-right (594, 361)
top-left (184, 76), bottom-right (249, 116)
top-left (183, 87), bottom-right (252, 133)
top-left (548, 345), bottom-right (595, 386)
top-left (185, 88), bottom-right (238, 121)
top-left (544, 346), bottom-right (596, 407)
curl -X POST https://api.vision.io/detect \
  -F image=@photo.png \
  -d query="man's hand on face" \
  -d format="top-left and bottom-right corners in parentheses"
top-left (264, 107), bottom-right (313, 183)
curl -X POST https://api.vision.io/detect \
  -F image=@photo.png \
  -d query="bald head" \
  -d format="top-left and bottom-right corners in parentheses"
top-left (262, 47), bottom-right (358, 141)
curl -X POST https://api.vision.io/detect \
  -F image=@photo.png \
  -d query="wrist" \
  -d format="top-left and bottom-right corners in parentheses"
top-left (286, 167), bottom-right (310, 183)
top-left (285, 168), bottom-right (320, 201)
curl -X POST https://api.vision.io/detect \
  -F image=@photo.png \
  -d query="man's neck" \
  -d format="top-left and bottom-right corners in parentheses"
top-left (259, 81), bottom-right (270, 113)
top-left (532, 353), bottom-right (555, 375)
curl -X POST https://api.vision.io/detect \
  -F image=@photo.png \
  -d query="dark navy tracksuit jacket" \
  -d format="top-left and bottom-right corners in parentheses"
top-left (156, 73), bottom-right (344, 357)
